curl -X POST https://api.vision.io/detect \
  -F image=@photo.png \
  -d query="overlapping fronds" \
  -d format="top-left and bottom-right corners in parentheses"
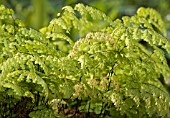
top-left (0, 3), bottom-right (170, 118)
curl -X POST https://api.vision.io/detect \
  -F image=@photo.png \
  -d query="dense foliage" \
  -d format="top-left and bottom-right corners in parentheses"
top-left (0, 3), bottom-right (170, 118)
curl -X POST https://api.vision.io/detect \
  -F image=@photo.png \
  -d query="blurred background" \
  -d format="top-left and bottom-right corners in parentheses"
top-left (0, 0), bottom-right (170, 31)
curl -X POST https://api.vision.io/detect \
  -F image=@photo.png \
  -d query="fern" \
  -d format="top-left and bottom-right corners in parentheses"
top-left (0, 3), bottom-right (170, 118)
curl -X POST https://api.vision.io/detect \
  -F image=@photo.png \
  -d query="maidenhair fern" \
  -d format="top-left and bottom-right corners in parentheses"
top-left (0, 3), bottom-right (170, 118)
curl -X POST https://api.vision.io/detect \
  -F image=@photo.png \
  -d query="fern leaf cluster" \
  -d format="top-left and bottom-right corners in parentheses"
top-left (0, 3), bottom-right (170, 118)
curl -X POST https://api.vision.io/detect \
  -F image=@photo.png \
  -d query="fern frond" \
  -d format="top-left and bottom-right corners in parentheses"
top-left (41, 3), bottom-right (112, 40)
top-left (67, 29), bottom-right (170, 117)
top-left (137, 7), bottom-right (166, 35)
top-left (0, 5), bottom-right (13, 19)
top-left (0, 53), bottom-right (49, 100)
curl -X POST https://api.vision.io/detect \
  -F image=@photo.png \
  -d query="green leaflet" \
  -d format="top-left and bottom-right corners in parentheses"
top-left (0, 5), bottom-right (13, 19)
top-left (29, 106), bottom-right (55, 118)
top-left (0, 3), bottom-right (170, 118)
